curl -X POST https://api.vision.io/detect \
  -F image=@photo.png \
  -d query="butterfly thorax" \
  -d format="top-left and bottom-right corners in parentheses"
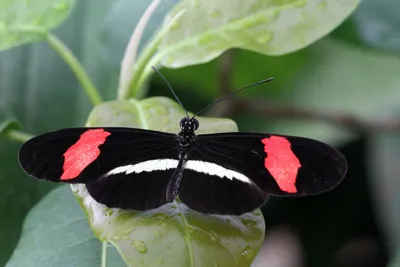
top-left (177, 117), bottom-right (199, 154)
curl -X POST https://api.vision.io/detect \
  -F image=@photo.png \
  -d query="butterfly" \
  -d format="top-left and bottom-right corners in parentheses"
top-left (18, 70), bottom-right (347, 215)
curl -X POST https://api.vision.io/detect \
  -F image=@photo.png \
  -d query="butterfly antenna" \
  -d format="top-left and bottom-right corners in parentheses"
top-left (193, 77), bottom-right (274, 117)
top-left (152, 66), bottom-right (189, 118)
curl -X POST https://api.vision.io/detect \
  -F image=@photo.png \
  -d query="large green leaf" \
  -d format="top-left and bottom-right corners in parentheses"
top-left (0, 0), bottom-right (76, 50)
top-left (158, 0), bottom-right (360, 68)
top-left (155, 37), bottom-right (400, 145)
top-left (77, 97), bottom-right (265, 267)
top-left (5, 186), bottom-right (127, 267)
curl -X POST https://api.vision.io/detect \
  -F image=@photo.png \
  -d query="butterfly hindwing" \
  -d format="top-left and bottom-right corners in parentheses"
top-left (178, 132), bottom-right (347, 214)
top-left (19, 127), bottom-right (179, 210)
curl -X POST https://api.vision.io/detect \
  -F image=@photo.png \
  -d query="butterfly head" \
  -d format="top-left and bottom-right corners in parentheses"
top-left (180, 117), bottom-right (199, 134)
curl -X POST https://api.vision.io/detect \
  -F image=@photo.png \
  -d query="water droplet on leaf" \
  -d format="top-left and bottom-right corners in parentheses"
top-left (241, 218), bottom-right (256, 226)
top-left (131, 240), bottom-right (148, 253)
top-left (105, 209), bottom-right (114, 216)
top-left (241, 245), bottom-right (255, 261)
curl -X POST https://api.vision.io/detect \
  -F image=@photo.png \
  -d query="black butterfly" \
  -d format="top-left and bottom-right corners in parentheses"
top-left (18, 70), bottom-right (347, 215)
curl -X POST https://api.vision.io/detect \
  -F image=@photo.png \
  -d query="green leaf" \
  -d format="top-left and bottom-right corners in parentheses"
top-left (158, 0), bottom-right (360, 68)
top-left (5, 186), bottom-right (127, 267)
top-left (0, 119), bottom-right (20, 136)
top-left (0, 0), bottom-right (76, 50)
top-left (76, 97), bottom-right (265, 267)
top-left (158, 37), bottom-right (400, 146)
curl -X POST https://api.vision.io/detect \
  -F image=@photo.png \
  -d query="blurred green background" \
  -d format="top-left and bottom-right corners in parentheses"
top-left (1, 0), bottom-right (400, 266)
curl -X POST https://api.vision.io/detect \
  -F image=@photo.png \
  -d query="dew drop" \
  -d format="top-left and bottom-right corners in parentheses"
top-left (131, 240), bottom-right (148, 253)
top-left (104, 209), bottom-right (114, 216)
top-left (241, 245), bottom-right (255, 261)
top-left (53, 1), bottom-right (69, 11)
top-left (241, 218), bottom-right (256, 226)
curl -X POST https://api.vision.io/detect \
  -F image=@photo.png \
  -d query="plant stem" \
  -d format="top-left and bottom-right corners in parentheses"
top-left (45, 33), bottom-right (103, 106)
top-left (5, 130), bottom-right (34, 143)
top-left (118, 0), bottom-right (161, 97)
top-left (101, 241), bottom-right (107, 267)
top-left (121, 9), bottom-right (186, 100)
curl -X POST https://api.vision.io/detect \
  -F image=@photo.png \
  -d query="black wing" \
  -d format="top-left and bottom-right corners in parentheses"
top-left (178, 132), bottom-right (347, 215)
top-left (19, 127), bottom-right (179, 210)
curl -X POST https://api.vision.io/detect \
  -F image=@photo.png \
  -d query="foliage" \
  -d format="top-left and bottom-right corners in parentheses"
top-left (2, 0), bottom-right (400, 266)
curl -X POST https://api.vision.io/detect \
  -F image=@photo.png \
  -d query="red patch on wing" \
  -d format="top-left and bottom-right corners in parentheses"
top-left (60, 129), bottom-right (111, 180)
top-left (261, 136), bottom-right (301, 193)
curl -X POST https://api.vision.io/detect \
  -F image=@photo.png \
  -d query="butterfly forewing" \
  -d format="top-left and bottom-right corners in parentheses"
top-left (19, 127), bottom-right (179, 210)
top-left (178, 132), bottom-right (347, 214)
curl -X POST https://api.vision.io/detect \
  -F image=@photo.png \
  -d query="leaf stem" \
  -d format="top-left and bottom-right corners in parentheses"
top-left (118, 0), bottom-right (162, 98)
top-left (45, 33), bottom-right (103, 106)
top-left (120, 9), bottom-right (186, 100)
top-left (101, 241), bottom-right (107, 267)
top-left (5, 130), bottom-right (34, 143)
